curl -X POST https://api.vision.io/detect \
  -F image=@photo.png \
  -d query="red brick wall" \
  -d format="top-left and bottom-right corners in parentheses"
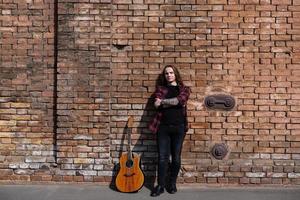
top-left (1, 0), bottom-right (300, 185)
top-left (0, 0), bottom-right (55, 181)
top-left (56, 1), bottom-right (111, 182)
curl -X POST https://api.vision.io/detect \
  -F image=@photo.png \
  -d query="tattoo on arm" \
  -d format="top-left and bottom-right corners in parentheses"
top-left (161, 97), bottom-right (179, 106)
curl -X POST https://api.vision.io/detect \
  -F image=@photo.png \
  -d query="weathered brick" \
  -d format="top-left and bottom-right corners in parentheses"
top-left (246, 172), bottom-right (265, 178)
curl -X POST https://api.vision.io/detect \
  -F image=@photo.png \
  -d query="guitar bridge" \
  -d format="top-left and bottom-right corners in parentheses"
top-left (124, 173), bottom-right (135, 177)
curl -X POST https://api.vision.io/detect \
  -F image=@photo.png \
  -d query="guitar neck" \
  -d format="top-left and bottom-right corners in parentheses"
top-left (126, 116), bottom-right (134, 161)
top-left (127, 126), bottom-right (132, 160)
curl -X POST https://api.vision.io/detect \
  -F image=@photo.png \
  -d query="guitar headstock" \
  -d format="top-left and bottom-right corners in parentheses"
top-left (127, 116), bottom-right (134, 128)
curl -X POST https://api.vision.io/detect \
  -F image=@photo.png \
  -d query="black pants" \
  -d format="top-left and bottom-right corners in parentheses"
top-left (156, 124), bottom-right (185, 187)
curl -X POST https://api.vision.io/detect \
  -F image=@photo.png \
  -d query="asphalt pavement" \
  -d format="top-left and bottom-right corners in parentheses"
top-left (0, 183), bottom-right (300, 200)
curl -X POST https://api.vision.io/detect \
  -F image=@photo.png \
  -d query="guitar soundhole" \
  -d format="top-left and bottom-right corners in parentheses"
top-left (126, 159), bottom-right (133, 168)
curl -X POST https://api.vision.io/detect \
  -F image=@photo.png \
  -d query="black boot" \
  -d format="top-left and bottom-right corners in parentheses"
top-left (167, 183), bottom-right (177, 194)
top-left (151, 185), bottom-right (164, 197)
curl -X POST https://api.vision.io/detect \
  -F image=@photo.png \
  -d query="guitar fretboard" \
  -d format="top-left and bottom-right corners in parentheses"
top-left (127, 126), bottom-right (132, 161)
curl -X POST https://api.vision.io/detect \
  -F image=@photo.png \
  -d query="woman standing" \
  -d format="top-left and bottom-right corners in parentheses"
top-left (148, 65), bottom-right (190, 197)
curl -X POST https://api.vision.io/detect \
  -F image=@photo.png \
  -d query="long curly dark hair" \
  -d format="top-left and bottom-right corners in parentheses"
top-left (157, 65), bottom-right (183, 87)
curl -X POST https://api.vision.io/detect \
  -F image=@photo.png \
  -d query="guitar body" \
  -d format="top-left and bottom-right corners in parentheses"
top-left (115, 152), bottom-right (144, 193)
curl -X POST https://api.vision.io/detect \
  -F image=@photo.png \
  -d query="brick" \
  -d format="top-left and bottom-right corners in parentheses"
top-left (246, 172), bottom-right (265, 178)
top-left (10, 103), bottom-right (31, 108)
top-left (272, 0), bottom-right (291, 4)
top-left (203, 172), bottom-right (224, 177)
top-left (288, 173), bottom-right (300, 178)
top-left (0, 120), bottom-right (17, 126)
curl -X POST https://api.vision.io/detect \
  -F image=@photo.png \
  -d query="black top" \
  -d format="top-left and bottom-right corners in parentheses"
top-left (161, 85), bottom-right (185, 125)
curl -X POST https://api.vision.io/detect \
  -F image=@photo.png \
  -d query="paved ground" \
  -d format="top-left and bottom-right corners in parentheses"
top-left (0, 184), bottom-right (300, 200)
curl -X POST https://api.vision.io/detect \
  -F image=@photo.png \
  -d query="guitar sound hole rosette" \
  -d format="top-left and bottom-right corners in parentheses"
top-left (126, 159), bottom-right (133, 168)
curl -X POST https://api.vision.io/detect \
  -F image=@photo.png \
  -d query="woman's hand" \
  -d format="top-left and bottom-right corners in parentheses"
top-left (154, 98), bottom-right (162, 108)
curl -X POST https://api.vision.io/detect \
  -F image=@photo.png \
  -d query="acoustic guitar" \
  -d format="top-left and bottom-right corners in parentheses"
top-left (115, 116), bottom-right (144, 193)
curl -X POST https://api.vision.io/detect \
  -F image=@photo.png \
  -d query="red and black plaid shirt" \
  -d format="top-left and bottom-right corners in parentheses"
top-left (148, 85), bottom-right (190, 134)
